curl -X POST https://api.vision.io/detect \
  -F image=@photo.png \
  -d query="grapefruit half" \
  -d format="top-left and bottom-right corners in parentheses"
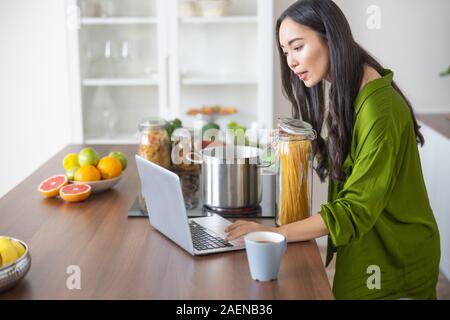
top-left (38, 175), bottom-right (68, 198)
top-left (59, 184), bottom-right (92, 202)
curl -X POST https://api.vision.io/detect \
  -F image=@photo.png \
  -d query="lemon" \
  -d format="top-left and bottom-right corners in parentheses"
top-left (10, 239), bottom-right (26, 258)
top-left (0, 236), bottom-right (19, 267)
top-left (63, 153), bottom-right (80, 170)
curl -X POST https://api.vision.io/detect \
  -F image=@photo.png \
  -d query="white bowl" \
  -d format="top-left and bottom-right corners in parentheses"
top-left (196, 0), bottom-right (230, 17)
top-left (71, 175), bottom-right (122, 193)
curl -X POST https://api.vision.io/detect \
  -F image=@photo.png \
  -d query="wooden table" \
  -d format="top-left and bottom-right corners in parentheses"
top-left (0, 145), bottom-right (333, 300)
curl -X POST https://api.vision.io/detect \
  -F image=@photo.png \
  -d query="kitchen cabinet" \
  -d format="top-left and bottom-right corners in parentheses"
top-left (66, 0), bottom-right (274, 144)
top-left (418, 114), bottom-right (450, 280)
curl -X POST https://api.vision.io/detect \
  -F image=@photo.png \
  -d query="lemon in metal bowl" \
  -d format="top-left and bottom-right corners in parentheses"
top-left (0, 236), bottom-right (31, 293)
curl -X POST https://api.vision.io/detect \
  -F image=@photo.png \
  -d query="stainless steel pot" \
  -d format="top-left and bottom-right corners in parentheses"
top-left (187, 146), bottom-right (269, 209)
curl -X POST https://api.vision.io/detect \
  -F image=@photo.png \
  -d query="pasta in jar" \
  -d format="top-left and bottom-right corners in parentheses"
top-left (274, 118), bottom-right (316, 226)
top-left (137, 117), bottom-right (171, 213)
top-left (171, 128), bottom-right (200, 173)
top-left (171, 128), bottom-right (200, 209)
top-left (138, 118), bottom-right (171, 169)
top-left (276, 136), bottom-right (311, 225)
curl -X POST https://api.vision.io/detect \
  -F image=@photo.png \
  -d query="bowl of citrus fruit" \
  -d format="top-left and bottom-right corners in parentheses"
top-left (37, 148), bottom-right (128, 202)
top-left (0, 236), bottom-right (31, 292)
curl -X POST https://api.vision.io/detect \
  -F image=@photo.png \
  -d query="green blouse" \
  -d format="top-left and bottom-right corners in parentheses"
top-left (320, 69), bottom-right (441, 300)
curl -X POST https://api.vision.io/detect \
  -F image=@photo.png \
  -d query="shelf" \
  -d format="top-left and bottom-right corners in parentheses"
top-left (85, 137), bottom-right (138, 144)
top-left (181, 74), bottom-right (257, 85)
top-left (84, 133), bottom-right (139, 144)
top-left (69, 0), bottom-right (274, 144)
top-left (82, 76), bottom-right (159, 86)
top-left (80, 17), bottom-right (158, 25)
top-left (179, 16), bottom-right (257, 24)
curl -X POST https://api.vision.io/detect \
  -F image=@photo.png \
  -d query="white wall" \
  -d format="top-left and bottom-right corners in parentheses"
top-left (273, 0), bottom-right (296, 123)
top-left (334, 0), bottom-right (450, 113)
top-left (274, 0), bottom-right (450, 118)
top-left (0, 0), bottom-right (71, 198)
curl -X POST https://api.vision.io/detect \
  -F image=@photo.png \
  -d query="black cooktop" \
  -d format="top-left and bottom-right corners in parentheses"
top-left (128, 174), bottom-right (276, 219)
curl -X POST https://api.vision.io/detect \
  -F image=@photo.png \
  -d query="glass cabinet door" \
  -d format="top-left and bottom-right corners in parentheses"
top-left (69, 0), bottom-right (273, 143)
top-left (76, 0), bottom-right (162, 143)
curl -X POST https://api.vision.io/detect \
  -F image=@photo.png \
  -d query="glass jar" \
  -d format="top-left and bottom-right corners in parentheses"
top-left (171, 128), bottom-right (200, 210)
top-left (137, 117), bottom-right (171, 168)
top-left (137, 117), bottom-right (171, 212)
top-left (274, 118), bottom-right (316, 226)
top-left (171, 128), bottom-right (200, 173)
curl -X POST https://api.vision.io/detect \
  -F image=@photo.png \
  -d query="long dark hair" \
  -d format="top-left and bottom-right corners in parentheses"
top-left (276, 0), bottom-right (424, 183)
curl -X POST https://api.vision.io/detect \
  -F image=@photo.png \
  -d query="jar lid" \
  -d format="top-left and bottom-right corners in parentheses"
top-left (138, 117), bottom-right (167, 131)
top-left (277, 118), bottom-right (316, 140)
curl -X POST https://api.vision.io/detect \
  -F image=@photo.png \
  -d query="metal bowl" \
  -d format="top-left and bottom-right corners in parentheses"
top-left (0, 237), bottom-right (31, 293)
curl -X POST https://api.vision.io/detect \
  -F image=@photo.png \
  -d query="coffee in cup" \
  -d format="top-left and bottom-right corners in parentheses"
top-left (244, 231), bottom-right (287, 281)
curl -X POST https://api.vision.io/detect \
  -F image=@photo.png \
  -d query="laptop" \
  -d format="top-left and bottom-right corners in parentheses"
top-left (135, 155), bottom-right (245, 255)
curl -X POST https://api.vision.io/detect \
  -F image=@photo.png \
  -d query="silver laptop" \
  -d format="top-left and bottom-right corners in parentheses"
top-left (135, 155), bottom-right (245, 255)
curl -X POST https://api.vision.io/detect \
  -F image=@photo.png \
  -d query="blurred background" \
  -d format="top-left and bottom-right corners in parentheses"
top-left (0, 0), bottom-right (449, 289)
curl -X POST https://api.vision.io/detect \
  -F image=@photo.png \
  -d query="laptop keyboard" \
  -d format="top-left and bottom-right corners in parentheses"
top-left (189, 221), bottom-right (233, 251)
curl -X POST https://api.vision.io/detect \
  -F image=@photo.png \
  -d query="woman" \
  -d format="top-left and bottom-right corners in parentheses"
top-left (225, 0), bottom-right (440, 300)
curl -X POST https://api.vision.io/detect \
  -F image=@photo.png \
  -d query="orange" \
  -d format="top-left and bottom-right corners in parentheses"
top-left (74, 165), bottom-right (101, 182)
top-left (59, 184), bottom-right (91, 202)
top-left (38, 175), bottom-right (68, 198)
top-left (97, 156), bottom-right (122, 179)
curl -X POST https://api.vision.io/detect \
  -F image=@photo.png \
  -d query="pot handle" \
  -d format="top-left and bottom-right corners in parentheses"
top-left (185, 152), bottom-right (203, 164)
top-left (257, 161), bottom-right (272, 168)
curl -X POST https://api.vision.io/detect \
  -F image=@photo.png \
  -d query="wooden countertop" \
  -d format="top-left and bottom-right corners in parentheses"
top-left (0, 145), bottom-right (333, 300)
top-left (417, 113), bottom-right (450, 140)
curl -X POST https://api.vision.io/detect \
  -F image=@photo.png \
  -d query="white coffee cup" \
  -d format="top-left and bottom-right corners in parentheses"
top-left (244, 231), bottom-right (287, 281)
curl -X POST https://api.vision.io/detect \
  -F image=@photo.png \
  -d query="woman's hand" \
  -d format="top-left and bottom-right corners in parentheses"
top-left (224, 220), bottom-right (276, 242)
top-left (224, 214), bottom-right (329, 244)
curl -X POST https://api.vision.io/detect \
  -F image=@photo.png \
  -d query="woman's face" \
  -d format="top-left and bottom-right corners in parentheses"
top-left (279, 17), bottom-right (330, 87)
